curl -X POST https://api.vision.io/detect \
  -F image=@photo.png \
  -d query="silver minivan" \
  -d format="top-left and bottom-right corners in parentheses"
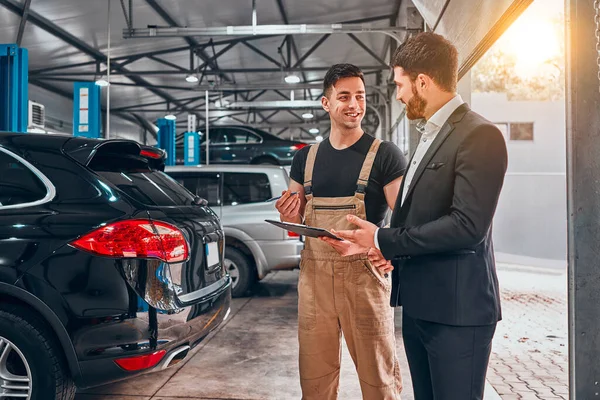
top-left (166, 165), bottom-right (303, 297)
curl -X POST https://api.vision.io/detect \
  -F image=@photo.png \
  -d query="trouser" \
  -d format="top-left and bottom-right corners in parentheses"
top-left (298, 251), bottom-right (403, 400)
top-left (402, 312), bottom-right (497, 400)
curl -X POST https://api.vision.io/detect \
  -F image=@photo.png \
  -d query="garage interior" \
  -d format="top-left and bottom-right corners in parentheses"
top-left (1, 0), bottom-right (598, 398)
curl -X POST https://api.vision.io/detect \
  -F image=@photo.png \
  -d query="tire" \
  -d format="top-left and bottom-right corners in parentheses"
top-left (0, 303), bottom-right (76, 400)
top-left (224, 246), bottom-right (256, 297)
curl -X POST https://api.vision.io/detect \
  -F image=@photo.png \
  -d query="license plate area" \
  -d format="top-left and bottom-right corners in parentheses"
top-left (206, 241), bottom-right (220, 270)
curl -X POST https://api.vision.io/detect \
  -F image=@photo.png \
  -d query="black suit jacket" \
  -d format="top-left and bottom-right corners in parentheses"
top-left (378, 103), bottom-right (508, 326)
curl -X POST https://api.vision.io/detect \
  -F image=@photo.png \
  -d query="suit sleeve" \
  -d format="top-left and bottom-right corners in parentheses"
top-left (377, 124), bottom-right (508, 259)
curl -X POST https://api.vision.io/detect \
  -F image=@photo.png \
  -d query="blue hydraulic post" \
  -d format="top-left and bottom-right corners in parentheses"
top-left (0, 44), bottom-right (28, 132)
top-left (156, 118), bottom-right (176, 166)
top-left (73, 82), bottom-right (102, 138)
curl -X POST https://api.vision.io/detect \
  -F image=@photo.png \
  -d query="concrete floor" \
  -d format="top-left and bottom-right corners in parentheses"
top-left (76, 270), bottom-right (500, 400)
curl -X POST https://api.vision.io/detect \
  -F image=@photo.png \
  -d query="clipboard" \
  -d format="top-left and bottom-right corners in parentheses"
top-left (265, 219), bottom-right (343, 240)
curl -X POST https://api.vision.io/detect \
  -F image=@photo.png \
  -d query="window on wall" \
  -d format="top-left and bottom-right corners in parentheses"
top-left (493, 122), bottom-right (534, 141)
top-left (510, 123), bottom-right (534, 141)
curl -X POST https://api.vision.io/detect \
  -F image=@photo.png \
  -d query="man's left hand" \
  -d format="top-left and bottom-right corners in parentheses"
top-left (331, 215), bottom-right (377, 249)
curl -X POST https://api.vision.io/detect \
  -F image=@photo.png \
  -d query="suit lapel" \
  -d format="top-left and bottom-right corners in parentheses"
top-left (394, 103), bottom-right (470, 219)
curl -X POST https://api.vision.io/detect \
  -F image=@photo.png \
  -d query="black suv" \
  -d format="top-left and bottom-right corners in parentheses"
top-left (0, 132), bottom-right (231, 399)
top-left (194, 125), bottom-right (308, 165)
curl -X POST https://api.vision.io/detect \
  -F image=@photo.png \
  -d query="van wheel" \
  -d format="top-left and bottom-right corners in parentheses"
top-left (225, 246), bottom-right (256, 297)
top-left (0, 303), bottom-right (76, 400)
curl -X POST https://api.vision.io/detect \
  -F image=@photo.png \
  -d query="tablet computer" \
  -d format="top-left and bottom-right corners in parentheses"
top-left (265, 219), bottom-right (343, 240)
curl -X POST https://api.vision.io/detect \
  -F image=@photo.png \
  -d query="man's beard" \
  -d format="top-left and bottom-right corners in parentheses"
top-left (405, 84), bottom-right (427, 120)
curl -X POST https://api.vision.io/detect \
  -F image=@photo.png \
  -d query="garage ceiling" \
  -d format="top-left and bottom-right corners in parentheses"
top-left (0, 0), bottom-right (531, 143)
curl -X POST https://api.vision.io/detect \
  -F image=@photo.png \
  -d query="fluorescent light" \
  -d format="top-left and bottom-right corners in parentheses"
top-left (301, 112), bottom-right (314, 119)
top-left (284, 74), bottom-right (301, 84)
top-left (95, 78), bottom-right (109, 87)
top-left (309, 128), bottom-right (319, 134)
top-left (315, 135), bottom-right (323, 142)
top-left (164, 114), bottom-right (177, 120)
top-left (185, 74), bottom-right (199, 83)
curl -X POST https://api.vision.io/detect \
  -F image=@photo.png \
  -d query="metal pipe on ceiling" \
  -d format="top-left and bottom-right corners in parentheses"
top-left (123, 24), bottom-right (406, 43)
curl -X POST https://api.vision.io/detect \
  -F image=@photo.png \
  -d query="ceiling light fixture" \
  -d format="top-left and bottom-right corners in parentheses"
top-left (95, 78), bottom-right (109, 87)
top-left (284, 74), bottom-right (301, 84)
top-left (315, 135), bottom-right (323, 142)
top-left (185, 74), bottom-right (199, 83)
top-left (164, 114), bottom-right (177, 121)
top-left (309, 128), bottom-right (319, 134)
top-left (302, 112), bottom-right (314, 119)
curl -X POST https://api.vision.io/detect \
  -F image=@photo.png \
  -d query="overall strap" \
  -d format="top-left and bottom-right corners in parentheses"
top-left (303, 143), bottom-right (320, 200)
top-left (355, 138), bottom-right (382, 200)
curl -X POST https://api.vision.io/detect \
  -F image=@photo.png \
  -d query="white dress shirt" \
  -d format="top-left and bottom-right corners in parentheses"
top-left (374, 94), bottom-right (464, 250)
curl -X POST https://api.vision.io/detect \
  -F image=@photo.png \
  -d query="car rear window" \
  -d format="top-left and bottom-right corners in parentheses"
top-left (90, 155), bottom-right (195, 206)
top-left (0, 148), bottom-right (48, 207)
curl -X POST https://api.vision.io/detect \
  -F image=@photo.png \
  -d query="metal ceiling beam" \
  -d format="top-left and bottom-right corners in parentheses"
top-left (29, 35), bottom-right (278, 75)
top-left (33, 77), bottom-right (394, 94)
top-left (124, 24), bottom-right (406, 43)
top-left (32, 65), bottom-right (390, 77)
top-left (144, 0), bottom-right (234, 83)
top-left (228, 100), bottom-right (321, 108)
top-left (28, 14), bottom-right (392, 75)
top-left (14, 0), bottom-right (31, 46)
top-left (275, 0), bottom-right (309, 97)
top-left (0, 0), bottom-right (196, 113)
top-left (242, 42), bottom-right (282, 68)
top-left (293, 34), bottom-right (330, 68)
top-left (196, 42), bottom-right (239, 71)
top-left (0, 0), bottom-right (105, 61)
top-left (249, 90), bottom-right (267, 101)
top-left (147, 55), bottom-right (188, 72)
top-left (347, 33), bottom-right (389, 67)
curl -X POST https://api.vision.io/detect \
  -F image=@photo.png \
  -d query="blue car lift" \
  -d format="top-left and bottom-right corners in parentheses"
top-left (0, 44), bottom-right (28, 133)
top-left (156, 118), bottom-right (176, 166)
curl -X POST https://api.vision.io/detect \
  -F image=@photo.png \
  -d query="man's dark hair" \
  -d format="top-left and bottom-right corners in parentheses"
top-left (322, 63), bottom-right (365, 98)
top-left (391, 32), bottom-right (458, 92)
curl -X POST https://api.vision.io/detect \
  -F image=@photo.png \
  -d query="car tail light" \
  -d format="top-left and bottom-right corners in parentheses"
top-left (287, 231), bottom-right (300, 238)
top-left (140, 148), bottom-right (162, 159)
top-left (290, 143), bottom-right (309, 151)
top-left (70, 220), bottom-right (189, 263)
top-left (114, 350), bottom-right (166, 371)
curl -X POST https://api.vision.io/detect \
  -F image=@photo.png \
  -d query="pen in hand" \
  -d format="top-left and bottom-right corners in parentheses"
top-left (266, 192), bottom-right (298, 202)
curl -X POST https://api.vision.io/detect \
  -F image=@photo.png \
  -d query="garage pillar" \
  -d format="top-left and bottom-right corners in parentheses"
top-left (0, 44), bottom-right (28, 133)
top-left (156, 118), bottom-right (176, 166)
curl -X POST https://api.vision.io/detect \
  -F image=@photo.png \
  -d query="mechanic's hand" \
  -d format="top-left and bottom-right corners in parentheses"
top-left (275, 190), bottom-right (300, 221)
top-left (320, 237), bottom-right (369, 256)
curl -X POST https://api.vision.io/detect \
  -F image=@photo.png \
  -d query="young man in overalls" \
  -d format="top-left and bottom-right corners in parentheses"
top-left (275, 64), bottom-right (408, 399)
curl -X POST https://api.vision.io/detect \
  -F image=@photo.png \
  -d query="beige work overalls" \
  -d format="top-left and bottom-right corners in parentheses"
top-left (298, 139), bottom-right (403, 399)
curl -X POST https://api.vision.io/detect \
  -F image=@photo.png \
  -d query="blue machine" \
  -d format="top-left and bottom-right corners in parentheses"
top-left (0, 44), bottom-right (28, 133)
top-left (156, 118), bottom-right (176, 166)
top-left (73, 82), bottom-right (102, 138)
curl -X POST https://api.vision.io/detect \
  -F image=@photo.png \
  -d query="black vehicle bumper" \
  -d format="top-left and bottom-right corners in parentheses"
top-left (76, 278), bottom-right (231, 389)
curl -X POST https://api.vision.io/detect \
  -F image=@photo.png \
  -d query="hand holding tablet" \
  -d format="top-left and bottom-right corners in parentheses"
top-left (265, 219), bottom-right (343, 240)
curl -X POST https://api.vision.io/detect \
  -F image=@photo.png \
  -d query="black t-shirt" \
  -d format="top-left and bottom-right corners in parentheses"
top-left (290, 133), bottom-right (408, 227)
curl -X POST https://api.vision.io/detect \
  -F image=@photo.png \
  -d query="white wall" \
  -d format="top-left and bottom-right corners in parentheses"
top-left (28, 84), bottom-right (142, 141)
top-left (471, 92), bottom-right (567, 268)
